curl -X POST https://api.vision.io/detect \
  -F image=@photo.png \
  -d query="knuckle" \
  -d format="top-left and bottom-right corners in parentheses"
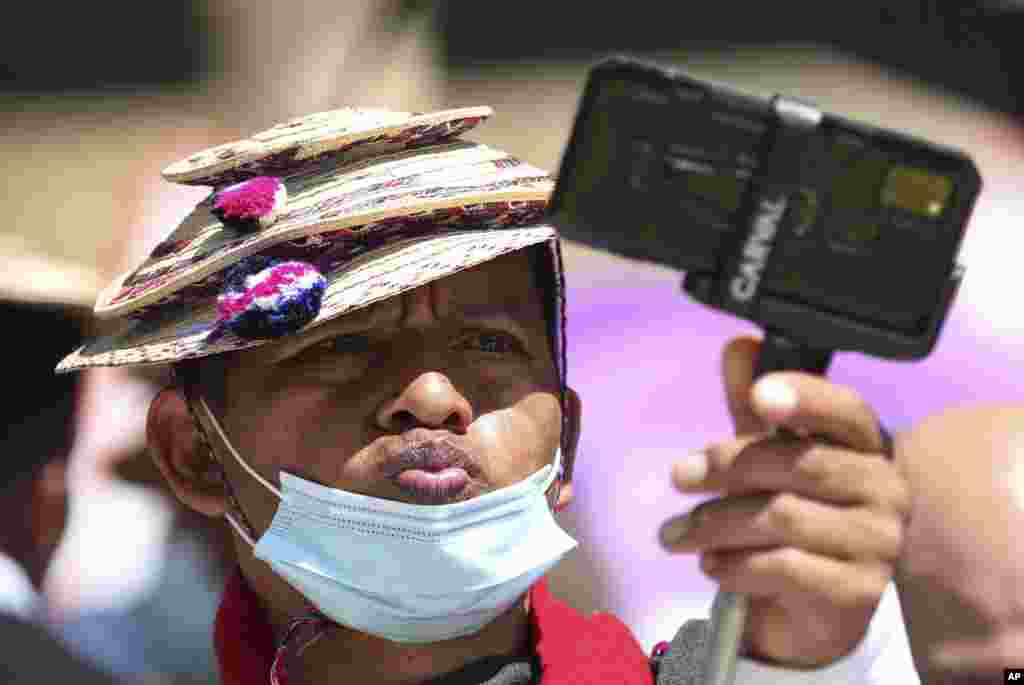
top-left (862, 567), bottom-right (892, 605)
top-left (870, 461), bottom-right (912, 515)
top-left (832, 385), bottom-right (878, 445)
top-left (876, 516), bottom-right (905, 561)
top-left (850, 508), bottom-right (904, 562)
top-left (705, 443), bottom-right (734, 475)
top-left (888, 477), bottom-right (912, 517)
top-left (764, 492), bottom-right (804, 538)
top-left (840, 587), bottom-right (876, 612)
top-left (767, 546), bottom-right (805, 577)
top-left (833, 569), bottom-right (888, 611)
top-left (838, 384), bottom-right (868, 417)
top-left (792, 446), bottom-right (832, 487)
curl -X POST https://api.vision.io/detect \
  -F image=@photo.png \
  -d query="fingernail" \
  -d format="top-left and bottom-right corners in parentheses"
top-left (659, 514), bottom-right (692, 546)
top-left (672, 453), bottom-right (708, 489)
top-left (754, 377), bottom-right (798, 413)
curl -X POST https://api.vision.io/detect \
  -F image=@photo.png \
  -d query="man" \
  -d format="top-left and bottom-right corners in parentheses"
top-left (0, 236), bottom-right (121, 685)
top-left (58, 106), bottom-right (916, 683)
top-left (895, 403), bottom-right (1024, 683)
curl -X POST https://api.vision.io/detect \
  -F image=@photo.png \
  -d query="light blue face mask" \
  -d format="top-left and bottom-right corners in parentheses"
top-left (197, 398), bottom-right (578, 644)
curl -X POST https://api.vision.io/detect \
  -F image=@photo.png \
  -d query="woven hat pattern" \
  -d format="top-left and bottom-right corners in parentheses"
top-left (98, 139), bottom-right (550, 315)
top-left (57, 105), bottom-right (561, 373)
top-left (57, 227), bottom-right (554, 371)
top-left (162, 107), bottom-right (492, 187)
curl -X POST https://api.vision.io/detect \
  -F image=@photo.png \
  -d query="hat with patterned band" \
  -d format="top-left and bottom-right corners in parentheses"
top-left (55, 106), bottom-right (565, 374)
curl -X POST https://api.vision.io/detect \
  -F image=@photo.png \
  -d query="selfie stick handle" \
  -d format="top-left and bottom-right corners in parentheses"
top-left (703, 330), bottom-right (833, 685)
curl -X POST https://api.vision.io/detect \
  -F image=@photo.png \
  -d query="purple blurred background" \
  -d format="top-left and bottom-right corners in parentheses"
top-left (564, 261), bottom-right (1024, 646)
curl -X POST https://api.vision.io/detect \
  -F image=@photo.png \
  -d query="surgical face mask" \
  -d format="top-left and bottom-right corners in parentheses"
top-left (195, 398), bottom-right (577, 644)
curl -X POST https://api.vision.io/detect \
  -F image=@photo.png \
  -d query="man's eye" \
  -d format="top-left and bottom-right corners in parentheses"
top-left (457, 331), bottom-right (525, 355)
top-left (316, 334), bottom-right (372, 355)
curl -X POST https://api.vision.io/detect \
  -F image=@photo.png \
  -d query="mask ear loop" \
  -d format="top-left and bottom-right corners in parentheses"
top-left (195, 396), bottom-right (282, 499)
top-left (546, 452), bottom-right (565, 513)
top-left (183, 393), bottom-right (265, 547)
top-left (186, 395), bottom-right (335, 684)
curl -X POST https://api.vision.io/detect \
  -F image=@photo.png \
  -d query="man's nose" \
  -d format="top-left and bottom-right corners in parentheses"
top-left (375, 371), bottom-right (473, 433)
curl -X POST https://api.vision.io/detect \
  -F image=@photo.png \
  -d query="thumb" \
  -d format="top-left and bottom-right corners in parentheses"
top-left (722, 335), bottom-right (766, 436)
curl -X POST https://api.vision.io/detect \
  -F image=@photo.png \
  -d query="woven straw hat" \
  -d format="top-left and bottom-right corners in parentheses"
top-left (57, 106), bottom-right (560, 373)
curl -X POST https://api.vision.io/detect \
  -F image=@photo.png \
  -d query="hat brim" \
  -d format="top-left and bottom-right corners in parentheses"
top-left (57, 225), bottom-right (556, 373)
top-left (162, 106), bottom-right (493, 186)
top-left (96, 141), bottom-right (550, 319)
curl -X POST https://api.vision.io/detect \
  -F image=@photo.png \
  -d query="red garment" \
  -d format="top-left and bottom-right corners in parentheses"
top-left (214, 568), bottom-right (655, 685)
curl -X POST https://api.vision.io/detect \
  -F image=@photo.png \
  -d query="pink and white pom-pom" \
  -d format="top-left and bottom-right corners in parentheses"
top-left (216, 258), bottom-right (326, 339)
top-left (212, 176), bottom-right (288, 230)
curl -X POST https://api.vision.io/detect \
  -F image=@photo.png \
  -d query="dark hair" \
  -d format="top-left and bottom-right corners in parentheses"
top-left (1, 301), bottom-right (84, 487)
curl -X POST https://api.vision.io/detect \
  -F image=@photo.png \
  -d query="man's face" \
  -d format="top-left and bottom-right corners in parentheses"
top-left (215, 249), bottom-right (565, 514)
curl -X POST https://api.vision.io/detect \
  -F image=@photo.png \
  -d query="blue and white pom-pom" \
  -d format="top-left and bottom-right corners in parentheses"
top-left (211, 176), bottom-right (288, 231)
top-left (216, 257), bottom-right (326, 339)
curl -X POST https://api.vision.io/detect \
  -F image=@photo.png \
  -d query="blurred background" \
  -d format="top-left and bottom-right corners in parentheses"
top-left (2, 1), bottom-right (1023, 682)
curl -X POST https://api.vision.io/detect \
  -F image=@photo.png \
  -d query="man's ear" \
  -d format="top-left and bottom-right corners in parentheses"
top-left (147, 387), bottom-right (228, 517)
top-left (556, 387), bottom-right (582, 510)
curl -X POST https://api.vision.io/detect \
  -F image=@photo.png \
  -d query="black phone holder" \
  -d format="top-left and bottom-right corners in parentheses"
top-left (679, 93), bottom-right (961, 378)
top-left (548, 56), bottom-right (979, 380)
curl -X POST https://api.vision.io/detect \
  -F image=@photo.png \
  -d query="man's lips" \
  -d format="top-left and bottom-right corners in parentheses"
top-left (394, 468), bottom-right (471, 502)
top-left (377, 432), bottom-right (483, 503)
